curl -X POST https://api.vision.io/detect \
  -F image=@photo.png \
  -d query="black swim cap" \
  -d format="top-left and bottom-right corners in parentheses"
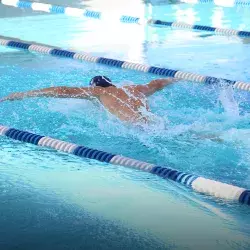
top-left (89, 76), bottom-right (114, 88)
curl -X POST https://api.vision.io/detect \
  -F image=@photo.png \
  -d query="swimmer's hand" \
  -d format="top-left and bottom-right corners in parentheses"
top-left (0, 92), bottom-right (25, 102)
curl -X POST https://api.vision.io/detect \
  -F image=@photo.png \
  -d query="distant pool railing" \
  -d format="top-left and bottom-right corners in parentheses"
top-left (1, 0), bottom-right (250, 39)
top-left (180, 0), bottom-right (250, 7)
top-left (0, 125), bottom-right (249, 206)
top-left (0, 35), bottom-right (250, 92)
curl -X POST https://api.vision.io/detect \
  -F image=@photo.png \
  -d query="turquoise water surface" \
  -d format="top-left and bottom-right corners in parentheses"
top-left (0, 0), bottom-right (250, 249)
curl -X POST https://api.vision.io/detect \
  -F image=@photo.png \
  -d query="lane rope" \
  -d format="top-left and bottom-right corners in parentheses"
top-left (1, 0), bottom-right (250, 38)
top-left (180, 0), bottom-right (250, 7)
top-left (0, 124), bottom-right (249, 206)
top-left (149, 19), bottom-right (250, 38)
top-left (0, 35), bottom-right (250, 92)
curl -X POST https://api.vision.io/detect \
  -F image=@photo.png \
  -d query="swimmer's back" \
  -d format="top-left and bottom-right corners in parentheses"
top-left (98, 86), bottom-right (150, 123)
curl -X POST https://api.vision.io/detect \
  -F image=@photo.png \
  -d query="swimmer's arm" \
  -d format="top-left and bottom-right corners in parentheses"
top-left (134, 78), bottom-right (179, 96)
top-left (0, 87), bottom-right (104, 102)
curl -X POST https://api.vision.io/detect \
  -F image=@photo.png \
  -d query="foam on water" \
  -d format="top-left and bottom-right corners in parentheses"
top-left (219, 84), bottom-right (240, 119)
top-left (1, 2), bottom-right (250, 248)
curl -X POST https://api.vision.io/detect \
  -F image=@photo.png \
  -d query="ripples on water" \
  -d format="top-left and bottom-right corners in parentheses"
top-left (0, 0), bottom-right (250, 249)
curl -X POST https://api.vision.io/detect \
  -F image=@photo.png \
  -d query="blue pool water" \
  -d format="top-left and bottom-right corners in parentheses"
top-left (0, 0), bottom-right (250, 249)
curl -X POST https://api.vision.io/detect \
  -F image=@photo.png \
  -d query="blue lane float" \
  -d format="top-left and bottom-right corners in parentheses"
top-left (0, 125), bottom-right (249, 206)
top-left (2, 0), bottom-right (250, 38)
top-left (0, 35), bottom-right (250, 92)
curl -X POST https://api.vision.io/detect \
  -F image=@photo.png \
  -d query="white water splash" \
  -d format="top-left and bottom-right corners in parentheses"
top-left (219, 85), bottom-right (240, 119)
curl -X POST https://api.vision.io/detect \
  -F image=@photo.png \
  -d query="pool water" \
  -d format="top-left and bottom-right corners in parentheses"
top-left (0, 0), bottom-right (250, 249)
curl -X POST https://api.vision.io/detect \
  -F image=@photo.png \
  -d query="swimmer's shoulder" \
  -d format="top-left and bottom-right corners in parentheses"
top-left (122, 84), bottom-right (141, 92)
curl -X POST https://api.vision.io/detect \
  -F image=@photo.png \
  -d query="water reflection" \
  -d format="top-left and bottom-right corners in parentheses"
top-left (1, 1), bottom-right (250, 249)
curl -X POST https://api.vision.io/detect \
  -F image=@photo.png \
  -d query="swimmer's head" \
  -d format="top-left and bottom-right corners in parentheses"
top-left (89, 76), bottom-right (115, 88)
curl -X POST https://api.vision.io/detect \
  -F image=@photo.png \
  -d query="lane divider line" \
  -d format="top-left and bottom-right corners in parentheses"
top-left (1, 0), bottom-right (250, 38)
top-left (0, 35), bottom-right (250, 92)
top-left (179, 0), bottom-right (250, 8)
top-left (0, 124), bottom-right (249, 206)
top-left (149, 19), bottom-right (250, 38)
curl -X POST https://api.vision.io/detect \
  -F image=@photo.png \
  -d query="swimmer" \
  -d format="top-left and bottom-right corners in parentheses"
top-left (0, 76), bottom-right (179, 124)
